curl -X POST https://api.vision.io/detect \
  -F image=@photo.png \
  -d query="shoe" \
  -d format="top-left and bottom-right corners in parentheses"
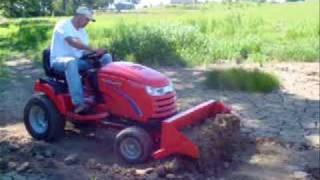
top-left (94, 95), bottom-right (104, 104)
top-left (84, 96), bottom-right (95, 105)
top-left (74, 103), bottom-right (90, 114)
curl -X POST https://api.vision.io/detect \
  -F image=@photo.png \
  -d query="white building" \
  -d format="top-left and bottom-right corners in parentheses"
top-left (136, 0), bottom-right (170, 8)
top-left (266, 0), bottom-right (287, 3)
top-left (171, 0), bottom-right (195, 4)
top-left (136, 0), bottom-right (199, 8)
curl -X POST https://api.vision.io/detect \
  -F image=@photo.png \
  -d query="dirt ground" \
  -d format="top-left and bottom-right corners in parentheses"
top-left (0, 59), bottom-right (319, 180)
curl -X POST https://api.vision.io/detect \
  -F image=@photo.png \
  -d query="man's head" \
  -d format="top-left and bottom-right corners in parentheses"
top-left (73, 6), bottom-right (95, 28)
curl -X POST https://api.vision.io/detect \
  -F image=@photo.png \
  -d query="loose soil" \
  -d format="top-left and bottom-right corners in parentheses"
top-left (0, 59), bottom-right (319, 180)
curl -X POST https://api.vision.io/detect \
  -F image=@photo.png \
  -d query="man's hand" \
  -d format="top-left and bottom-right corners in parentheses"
top-left (94, 48), bottom-right (107, 56)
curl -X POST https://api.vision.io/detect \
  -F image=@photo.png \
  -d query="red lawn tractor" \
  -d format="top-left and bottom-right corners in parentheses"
top-left (23, 50), bottom-right (232, 163)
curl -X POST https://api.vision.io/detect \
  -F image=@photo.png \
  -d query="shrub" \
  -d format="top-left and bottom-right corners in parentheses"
top-left (14, 22), bottom-right (53, 50)
top-left (109, 23), bottom-right (211, 66)
top-left (204, 67), bottom-right (280, 93)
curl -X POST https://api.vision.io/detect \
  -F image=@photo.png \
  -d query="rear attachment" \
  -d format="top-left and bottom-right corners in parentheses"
top-left (153, 100), bottom-right (240, 166)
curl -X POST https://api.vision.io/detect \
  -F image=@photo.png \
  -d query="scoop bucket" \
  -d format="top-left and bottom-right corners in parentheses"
top-left (152, 100), bottom-right (232, 160)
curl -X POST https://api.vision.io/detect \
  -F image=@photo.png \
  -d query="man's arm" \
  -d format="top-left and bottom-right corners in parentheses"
top-left (65, 37), bottom-right (106, 56)
top-left (65, 37), bottom-right (95, 52)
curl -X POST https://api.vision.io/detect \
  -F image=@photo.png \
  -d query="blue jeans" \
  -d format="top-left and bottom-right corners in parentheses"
top-left (52, 54), bottom-right (112, 105)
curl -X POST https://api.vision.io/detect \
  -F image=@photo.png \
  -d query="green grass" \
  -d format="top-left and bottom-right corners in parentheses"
top-left (204, 67), bottom-right (280, 93)
top-left (90, 1), bottom-right (319, 64)
top-left (0, 1), bottom-right (319, 78)
top-left (205, 68), bottom-right (280, 93)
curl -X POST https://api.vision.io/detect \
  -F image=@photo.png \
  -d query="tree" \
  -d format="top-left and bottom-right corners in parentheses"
top-left (0, 0), bottom-right (54, 17)
top-left (0, 0), bottom-right (115, 18)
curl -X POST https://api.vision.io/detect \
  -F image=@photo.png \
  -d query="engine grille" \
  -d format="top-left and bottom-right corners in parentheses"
top-left (151, 92), bottom-right (177, 119)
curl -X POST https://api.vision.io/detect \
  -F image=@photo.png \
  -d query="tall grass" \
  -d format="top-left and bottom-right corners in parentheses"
top-left (0, 1), bottom-right (318, 75)
top-left (104, 23), bottom-right (212, 66)
top-left (204, 68), bottom-right (280, 93)
top-left (0, 19), bottom-right (55, 62)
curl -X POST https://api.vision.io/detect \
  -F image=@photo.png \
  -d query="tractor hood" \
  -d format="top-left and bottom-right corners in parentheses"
top-left (100, 62), bottom-right (169, 87)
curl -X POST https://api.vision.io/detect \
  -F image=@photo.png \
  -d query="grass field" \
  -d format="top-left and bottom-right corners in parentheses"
top-left (0, 1), bottom-right (319, 73)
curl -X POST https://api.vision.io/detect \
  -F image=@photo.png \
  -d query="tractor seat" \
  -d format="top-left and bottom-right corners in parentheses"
top-left (42, 49), bottom-right (65, 79)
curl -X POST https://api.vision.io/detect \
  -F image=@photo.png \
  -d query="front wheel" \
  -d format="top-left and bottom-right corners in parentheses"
top-left (24, 94), bottom-right (65, 142)
top-left (114, 126), bottom-right (153, 163)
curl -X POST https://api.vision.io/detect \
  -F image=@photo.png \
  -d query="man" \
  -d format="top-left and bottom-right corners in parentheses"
top-left (50, 6), bottom-right (112, 113)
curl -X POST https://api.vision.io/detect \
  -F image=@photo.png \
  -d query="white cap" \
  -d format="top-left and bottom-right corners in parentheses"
top-left (76, 6), bottom-right (95, 22)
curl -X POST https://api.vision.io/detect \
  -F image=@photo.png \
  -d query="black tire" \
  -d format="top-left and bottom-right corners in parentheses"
top-left (24, 94), bottom-right (65, 142)
top-left (115, 126), bottom-right (153, 164)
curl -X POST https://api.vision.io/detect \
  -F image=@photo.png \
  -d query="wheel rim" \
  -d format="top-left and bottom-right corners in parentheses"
top-left (29, 105), bottom-right (48, 134)
top-left (119, 137), bottom-right (142, 160)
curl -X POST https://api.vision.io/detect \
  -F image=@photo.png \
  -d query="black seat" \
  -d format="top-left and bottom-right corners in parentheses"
top-left (42, 49), bottom-right (103, 98)
top-left (42, 48), bottom-right (65, 79)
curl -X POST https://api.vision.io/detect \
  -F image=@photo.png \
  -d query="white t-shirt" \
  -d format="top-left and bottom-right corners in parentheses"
top-left (50, 19), bottom-right (89, 66)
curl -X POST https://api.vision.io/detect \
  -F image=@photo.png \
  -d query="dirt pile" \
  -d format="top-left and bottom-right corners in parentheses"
top-left (182, 114), bottom-right (241, 173)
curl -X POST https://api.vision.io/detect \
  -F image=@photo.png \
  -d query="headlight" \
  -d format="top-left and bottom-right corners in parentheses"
top-left (145, 82), bottom-right (174, 96)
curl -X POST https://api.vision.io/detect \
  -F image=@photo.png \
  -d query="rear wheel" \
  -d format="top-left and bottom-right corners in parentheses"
top-left (24, 94), bottom-right (65, 142)
top-left (115, 126), bottom-right (153, 163)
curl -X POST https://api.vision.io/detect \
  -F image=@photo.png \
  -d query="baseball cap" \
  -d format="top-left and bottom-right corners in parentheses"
top-left (76, 6), bottom-right (95, 22)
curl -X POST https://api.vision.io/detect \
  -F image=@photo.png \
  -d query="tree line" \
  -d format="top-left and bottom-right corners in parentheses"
top-left (0, 0), bottom-right (113, 18)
